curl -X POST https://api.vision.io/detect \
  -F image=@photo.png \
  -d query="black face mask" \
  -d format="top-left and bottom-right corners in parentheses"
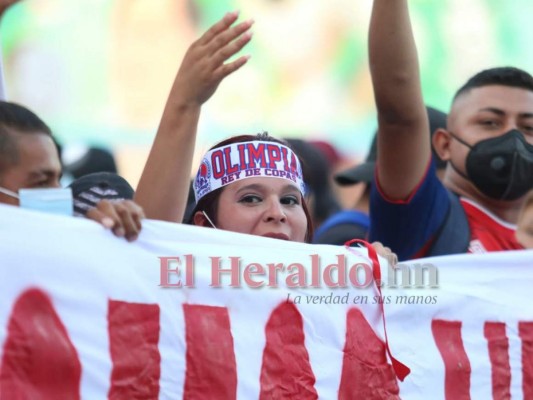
top-left (450, 129), bottom-right (533, 201)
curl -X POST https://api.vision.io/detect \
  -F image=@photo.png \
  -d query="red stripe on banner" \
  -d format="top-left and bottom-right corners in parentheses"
top-left (0, 288), bottom-right (81, 399)
top-left (108, 300), bottom-right (161, 399)
top-left (259, 302), bottom-right (318, 399)
top-left (338, 308), bottom-right (400, 400)
top-left (182, 304), bottom-right (237, 399)
top-left (519, 322), bottom-right (533, 400)
top-left (432, 319), bottom-right (471, 400)
top-left (484, 322), bottom-right (511, 400)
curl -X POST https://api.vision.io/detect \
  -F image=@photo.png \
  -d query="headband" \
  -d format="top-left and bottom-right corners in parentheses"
top-left (193, 141), bottom-right (306, 203)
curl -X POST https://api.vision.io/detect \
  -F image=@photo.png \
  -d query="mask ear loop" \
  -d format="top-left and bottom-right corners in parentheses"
top-left (0, 187), bottom-right (19, 199)
top-left (447, 131), bottom-right (473, 181)
top-left (448, 131), bottom-right (473, 149)
top-left (202, 211), bottom-right (217, 229)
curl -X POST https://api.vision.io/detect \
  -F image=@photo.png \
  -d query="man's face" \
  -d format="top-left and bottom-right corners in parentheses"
top-left (0, 133), bottom-right (62, 206)
top-left (446, 85), bottom-right (533, 191)
top-left (448, 85), bottom-right (533, 165)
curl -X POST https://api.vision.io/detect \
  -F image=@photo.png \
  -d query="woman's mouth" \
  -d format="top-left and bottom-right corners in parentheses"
top-left (261, 232), bottom-right (290, 241)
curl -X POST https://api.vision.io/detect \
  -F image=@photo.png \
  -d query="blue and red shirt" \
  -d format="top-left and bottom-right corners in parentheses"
top-left (369, 161), bottom-right (523, 261)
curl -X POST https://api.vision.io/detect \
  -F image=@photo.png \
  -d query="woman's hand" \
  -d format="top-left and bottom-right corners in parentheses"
top-left (170, 11), bottom-right (254, 108)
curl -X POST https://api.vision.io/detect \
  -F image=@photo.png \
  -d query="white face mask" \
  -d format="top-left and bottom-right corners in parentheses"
top-left (0, 186), bottom-right (73, 216)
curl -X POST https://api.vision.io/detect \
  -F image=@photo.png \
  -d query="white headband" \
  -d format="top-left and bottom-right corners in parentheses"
top-left (193, 141), bottom-right (306, 203)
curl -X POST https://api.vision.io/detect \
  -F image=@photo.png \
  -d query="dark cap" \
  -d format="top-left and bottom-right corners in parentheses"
top-left (335, 106), bottom-right (448, 185)
top-left (68, 172), bottom-right (134, 216)
top-left (63, 146), bottom-right (118, 179)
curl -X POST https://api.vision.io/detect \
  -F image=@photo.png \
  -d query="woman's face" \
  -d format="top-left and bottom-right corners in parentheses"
top-left (211, 177), bottom-right (308, 242)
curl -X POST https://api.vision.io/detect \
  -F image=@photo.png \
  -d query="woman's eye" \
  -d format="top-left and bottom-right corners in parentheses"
top-left (281, 196), bottom-right (299, 206)
top-left (239, 195), bottom-right (262, 204)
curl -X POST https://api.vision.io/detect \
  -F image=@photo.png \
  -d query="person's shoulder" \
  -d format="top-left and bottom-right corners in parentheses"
top-left (313, 210), bottom-right (370, 245)
top-left (460, 197), bottom-right (517, 231)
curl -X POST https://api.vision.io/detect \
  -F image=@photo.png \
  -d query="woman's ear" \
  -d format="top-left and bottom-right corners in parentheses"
top-left (194, 210), bottom-right (217, 228)
top-left (432, 128), bottom-right (453, 161)
top-left (193, 211), bottom-right (209, 227)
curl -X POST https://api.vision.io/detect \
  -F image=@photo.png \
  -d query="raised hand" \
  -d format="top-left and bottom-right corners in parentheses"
top-left (135, 11), bottom-right (254, 223)
top-left (170, 11), bottom-right (253, 107)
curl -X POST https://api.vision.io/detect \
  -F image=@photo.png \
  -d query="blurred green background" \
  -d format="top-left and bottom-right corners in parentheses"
top-left (2, 0), bottom-right (532, 185)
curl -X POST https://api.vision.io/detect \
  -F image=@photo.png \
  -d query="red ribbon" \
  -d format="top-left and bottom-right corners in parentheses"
top-left (344, 239), bottom-right (411, 381)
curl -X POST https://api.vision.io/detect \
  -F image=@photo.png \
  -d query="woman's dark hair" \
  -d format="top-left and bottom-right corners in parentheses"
top-left (188, 133), bottom-right (314, 243)
top-left (284, 138), bottom-right (342, 226)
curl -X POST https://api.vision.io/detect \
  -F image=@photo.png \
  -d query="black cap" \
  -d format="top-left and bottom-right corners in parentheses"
top-left (335, 106), bottom-right (448, 185)
top-left (68, 172), bottom-right (134, 216)
top-left (63, 146), bottom-right (118, 179)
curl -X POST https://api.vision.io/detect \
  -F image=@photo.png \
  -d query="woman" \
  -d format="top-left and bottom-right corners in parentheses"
top-left (135, 11), bottom-right (396, 262)
top-left (189, 133), bottom-right (313, 243)
top-left (135, 12), bottom-right (316, 242)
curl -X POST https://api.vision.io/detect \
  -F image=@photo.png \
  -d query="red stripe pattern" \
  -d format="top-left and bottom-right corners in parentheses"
top-left (484, 322), bottom-right (511, 400)
top-left (338, 308), bottom-right (400, 400)
top-left (183, 304), bottom-right (237, 399)
top-left (519, 322), bottom-right (533, 400)
top-left (108, 300), bottom-right (161, 399)
top-left (0, 288), bottom-right (81, 400)
top-left (259, 302), bottom-right (318, 399)
top-left (432, 319), bottom-right (471, 400)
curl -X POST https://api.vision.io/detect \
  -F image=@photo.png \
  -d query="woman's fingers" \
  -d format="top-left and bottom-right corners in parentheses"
top-left (209, 19), bottom-right (254, 63)
top-left (197, 11), bottom-right (240, 46)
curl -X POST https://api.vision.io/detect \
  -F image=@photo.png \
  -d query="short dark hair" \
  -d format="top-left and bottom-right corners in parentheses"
top-left (454, 67), bottom-right (533, 100)
top-left (0, 101), bottom-right (53, 173)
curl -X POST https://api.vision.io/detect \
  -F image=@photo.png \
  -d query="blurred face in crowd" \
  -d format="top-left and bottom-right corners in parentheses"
top-left (195, 177), bottom-right (308, 242)
top-left (0, 132), bottom-right (62, 206)
top-left (516, 195), bottom-right (533, 249)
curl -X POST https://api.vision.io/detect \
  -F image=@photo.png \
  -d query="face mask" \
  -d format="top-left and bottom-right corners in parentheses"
top-left (0, 186), bottom-right (73, 216)
top-left (450, 129), bottom-right (533, 201)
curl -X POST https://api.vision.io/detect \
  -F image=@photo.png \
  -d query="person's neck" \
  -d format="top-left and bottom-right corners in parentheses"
top-left (354, 189), bottom-right (370, 215)
top-left (444, 172), bottom-right (522, 224)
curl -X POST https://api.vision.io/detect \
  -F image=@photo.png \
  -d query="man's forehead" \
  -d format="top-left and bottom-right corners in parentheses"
top-left (13, 134), bottom-right (61, 172)
top-left (453, 85), bottom-right (533, 113)
top-left (17, 133), bottom-right (58, 155)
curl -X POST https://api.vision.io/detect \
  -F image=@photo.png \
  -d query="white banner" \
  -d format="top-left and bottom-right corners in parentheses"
top-left (0, 204), bottom-right (532, 399)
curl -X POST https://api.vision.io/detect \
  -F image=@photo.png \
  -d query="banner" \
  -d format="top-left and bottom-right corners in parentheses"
top-left (0, 204), bottom-right (532, 399)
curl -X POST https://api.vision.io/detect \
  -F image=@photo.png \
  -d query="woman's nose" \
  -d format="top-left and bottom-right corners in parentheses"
top-left (263, 199), bottom-right (287, 222)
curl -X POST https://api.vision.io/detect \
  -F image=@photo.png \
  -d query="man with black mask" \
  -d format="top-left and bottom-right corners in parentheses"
top-left (366, 0), bottom-right (533, 260)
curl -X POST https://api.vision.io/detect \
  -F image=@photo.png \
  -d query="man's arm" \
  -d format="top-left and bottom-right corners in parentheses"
top-left (369, 0), bottom-right (430, 199)
top-left (134, 12), bottom-right (253, 222)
